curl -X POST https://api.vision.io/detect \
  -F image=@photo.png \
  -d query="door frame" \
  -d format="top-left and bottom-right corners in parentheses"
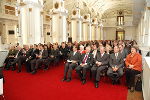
top-left (116, 30), bottom-right (125, 40)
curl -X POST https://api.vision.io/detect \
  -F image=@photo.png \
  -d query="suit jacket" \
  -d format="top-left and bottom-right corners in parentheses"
top-left (109, 53), bottom-right (124, 68)
top-left (41, 50), bottom-right (48, 59)
top-left (91, 50), bottom-right (99, 58)
top-left (68, 51), bottom-right (81, 63)
top-left (94, 52), bottom-right (109, 66)
top-left (15, 49), bottom-right (23, 58)
top-left (24, 49), bottom-right (32, 58)
top-left (79, 53), bottom-right (93, 66)
top-left (49, 49), bottom-right (60, 58)
top-left (120, 49), bottom-right (128, 59)
top-left (31, 49), bottom-right (40, 59)
top-left (59, 47), bottom-right (68, 56)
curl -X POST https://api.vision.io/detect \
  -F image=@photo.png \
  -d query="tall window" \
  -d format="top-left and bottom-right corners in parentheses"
top-left (117, 16), bottom-right (124, 26)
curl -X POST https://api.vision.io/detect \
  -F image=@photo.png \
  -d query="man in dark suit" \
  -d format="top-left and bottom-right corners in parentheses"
top-left (75, 46), bottom-right (93, 84)
top-left (16, 45), bottom-right (32, 73)
top-left (25, 44), bottom-right (39, 72)
top-left (119, 44), bottom-right (128, 61)
top-left (59, 42), bottom-right (69, 60)
top-left (11, 46), bottom-right (23, 71)
top-left (45, 44), bottom-right (60, 69)
top-left (91, 46), bottom-right (109, 88)
top-left (62, 46), bottom-right (81, 82)
top-left (67, 42), bottom-right (73, 53)
top-left (91, 44), bottom-right (99, 59)
top-left (31, 45), bottom-right (48, 74)
top-left (107, 45), bottom-right (124, 85)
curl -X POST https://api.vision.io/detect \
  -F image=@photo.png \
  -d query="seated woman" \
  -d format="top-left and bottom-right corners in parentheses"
top-left (125, 46), bottom-right (142, 92)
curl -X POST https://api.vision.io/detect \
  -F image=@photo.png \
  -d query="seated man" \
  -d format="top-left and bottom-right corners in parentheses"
top-left (62, 46), bottom-right (80, 82)
top-left (30, 45), bottom-right (48, 74)
top-left (25, 44), bottom-right (39, 72)
top-left (59, 42), bottom-right (69, 61)
top-left (11, 46), bottom-right (24, 71)
top-left (45, 44), bottom-right (60, 69)
top-left (125, 46), bottom-right (142, 92)
top-left (75, 46), bottom-right (93, 85)
top-left (91, 46), bottom-right (109, 88)
top-left (107, 45), bottom-right (124, 85)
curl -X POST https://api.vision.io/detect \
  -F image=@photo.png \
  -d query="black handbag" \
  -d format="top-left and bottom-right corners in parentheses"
top-left (135, 76), bottom-right (142, 91)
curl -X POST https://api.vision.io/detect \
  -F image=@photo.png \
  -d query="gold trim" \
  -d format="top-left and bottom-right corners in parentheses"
top-left (73, 10), bottom-right (76, 15)
top-left (40, 11), bottom-right (44, 15)
top-left (84, 15), bottom-right (87, 19)
top-left (147, 7), bottom-right (150, 10)
top-left (54, 2), bottom-right (59, 9)
top-left (20, 2), bottom-right (26, 6)
top-left (18, 10), bottom-right (20, 14)
top-left (29, 8), bottom-right (32, 12)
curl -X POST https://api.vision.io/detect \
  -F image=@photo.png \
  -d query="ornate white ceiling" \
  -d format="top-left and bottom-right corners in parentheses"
top-left (42, 0), bottom-right (145, 24)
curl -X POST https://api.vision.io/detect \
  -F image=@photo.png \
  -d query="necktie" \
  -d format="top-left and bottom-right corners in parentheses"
top-left (82, 54), bottom-right (88, 64)
top-left (15, 50), bottom-right (20, 58)
top-left (115, 53), bottom-right (118, 59)
top-left (73, 52), bottom-right (76, 56)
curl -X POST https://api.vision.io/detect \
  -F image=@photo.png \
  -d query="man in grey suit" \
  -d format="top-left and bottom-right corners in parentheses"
top-left (119, 44), bottom-right (128, 61)
top-left (107, 45), bottom-right (124, 85)
top-left (62, 46), bottom-right (81, 82)
top-left (75, 46), bottom-right (93, 85)
top-left (91, 46), bottom-right (109, 88)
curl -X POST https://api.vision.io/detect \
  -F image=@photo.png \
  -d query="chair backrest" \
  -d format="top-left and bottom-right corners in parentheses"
top-left (0, 78), bottom-right (3, 95)
top-left (0, 50), bottom-right (9, 67)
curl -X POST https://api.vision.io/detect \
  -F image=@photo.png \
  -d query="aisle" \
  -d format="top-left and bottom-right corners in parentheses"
top-left (3, 63), bottom-right (128, 100)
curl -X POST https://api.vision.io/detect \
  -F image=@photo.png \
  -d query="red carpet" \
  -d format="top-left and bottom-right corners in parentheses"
top-left (2, 63), bottom-right (128, 100)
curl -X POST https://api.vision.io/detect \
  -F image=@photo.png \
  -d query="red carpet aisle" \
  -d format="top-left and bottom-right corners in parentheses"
top-left (3, 63), bottom-right (128, 100)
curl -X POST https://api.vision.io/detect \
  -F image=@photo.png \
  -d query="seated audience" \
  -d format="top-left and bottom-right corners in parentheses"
top-left (125, 46), bottom-right (142, 92)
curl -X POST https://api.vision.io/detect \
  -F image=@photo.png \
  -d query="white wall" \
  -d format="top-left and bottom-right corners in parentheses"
top-left (103, 26), bottom-right (136, 40)
top-left (103, 27), bottom-right (116, 40)
top-left (124, 26), bottom-right (136, 40)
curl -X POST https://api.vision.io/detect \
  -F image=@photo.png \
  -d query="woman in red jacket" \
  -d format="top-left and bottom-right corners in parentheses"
top-left (125, 46), bottom-right (142, 92)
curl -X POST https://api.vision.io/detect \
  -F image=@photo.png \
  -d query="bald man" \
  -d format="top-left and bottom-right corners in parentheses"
top-left (91, 46), bottom-right (109, 88)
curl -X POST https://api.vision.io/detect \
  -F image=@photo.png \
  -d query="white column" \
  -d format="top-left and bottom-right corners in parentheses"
top-left (97, 26), bottom-right (101, 40)
top-left (82, 22), bottom-right (88, 41)
top-left (91, 18), bottom-right (98, 40)
top-left (18, 0), bottom-right (43, 45)
top-left (71, 8), bottom-right (82, 42)
top-left (100, 26), bottom-right (104, 40)
top-left (146, 9), bottom-right (150, 46)
top-left (51, 0), bottom-right (68, 44)
top-left (82, 14), bottom-right (92, 41)
top-left (88, 23), bottom-right (92, 41)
